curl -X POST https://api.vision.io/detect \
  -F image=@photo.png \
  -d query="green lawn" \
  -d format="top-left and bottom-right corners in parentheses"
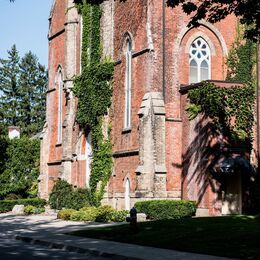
top-left (69, 215), bottom-right (260, 259)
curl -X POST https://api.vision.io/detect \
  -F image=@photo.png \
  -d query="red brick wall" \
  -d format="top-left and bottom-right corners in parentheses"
top-left (109, 0), bottom-right (149, 194)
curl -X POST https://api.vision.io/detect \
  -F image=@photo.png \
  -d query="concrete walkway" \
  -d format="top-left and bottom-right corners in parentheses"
top-left (0, 213), bottom-right (234, 260)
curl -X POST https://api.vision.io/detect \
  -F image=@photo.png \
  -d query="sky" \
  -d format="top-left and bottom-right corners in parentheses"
top-left (0, 0), bottom-right (53, 67)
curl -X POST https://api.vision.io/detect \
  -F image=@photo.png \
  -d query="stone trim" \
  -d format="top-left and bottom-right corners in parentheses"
top-left (166, 117), bottom-right (182, 122)
top-left (136, 92), bottom-right (167, 196)
top-left (113, 149), bottom-right (139, 158)
top-left (48, 28), bottom-right (65, 41)
top-left (122, 127), bottom-right (131, 134)
top-left (46, 87), bottom-right (56, 94)
top-left (115, 47), bottom-right (151, 66)
top-left (175, 20), bottom-right (228, 56)
top-left (62, 157), bottom-right (74, 162)
top-left (132, 48), bottom-right (151, 58)
top-left (47, 160), bottom-right (62, 166)
top-left (64, 20), bottom-right (79, 26)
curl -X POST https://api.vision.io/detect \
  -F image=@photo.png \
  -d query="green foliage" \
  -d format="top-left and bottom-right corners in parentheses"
top-left (110, 210), bottom-right (128, 222)
top-left (90, 123), bottom-right (113, 201)
top-left (4, 193), bottom-right (22, 200)
top-left (95, 205), bottom-right (115, 222)
top-left (0, 45), bottom-right (47, 136)
top-left (0, 45), bottom-right (20, 126)
top-left (67, 188), bottom-right (92, 210)
top-left (58, 204), bottom-right (128, 222)
top-left (226, 27), bottom-right (256, 83)
top-left (166, 0), bottom-right (259, 41)
top-left (134, 200), bottom-right (197, 220)
top-left (24, 205), bottom-right (36, 214)
top-left (73, 1), bottom-right (114, 202)
top-left (18, 51), bottom-right (48, 136)
top-left (57, 208), bottom-right (77, 220)
top-left (0, 137), bottom-right (40, 199)
top-left (49, 179), bottom-right (96, 210)
top-left (0, 134), bottom-right (9, 174)
top-left (185, 103), bottom-right (201, 120)
top-left (73, 62), bottom-right (114, 128)
top-left (70, 207), bottom-right (98, 221)
top-left (186, 34), bottom-right (256, 142)
top-left (187, 82), bottom-right (255, 141)
top-left (49, 180), bottom-right (73, 210)
top-left (24, 205), bottom-right (45, 215)
top-left (0, 198), bottom-right (46, 213)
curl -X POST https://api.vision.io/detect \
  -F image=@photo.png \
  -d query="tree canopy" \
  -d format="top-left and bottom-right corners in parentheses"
top-left (0, 45), bottom-right (47, 136)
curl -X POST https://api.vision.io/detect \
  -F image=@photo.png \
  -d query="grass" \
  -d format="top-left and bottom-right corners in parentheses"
top-left (69, 215), bottom-right (260, 259)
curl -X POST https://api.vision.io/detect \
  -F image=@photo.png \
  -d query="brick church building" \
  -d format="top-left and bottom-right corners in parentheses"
top-left (39, 0), bottom-right (256, 216)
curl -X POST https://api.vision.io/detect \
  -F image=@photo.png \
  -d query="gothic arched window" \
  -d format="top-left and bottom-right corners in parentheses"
top-left (189, 37), bottom-right (211, 83)
top-left (57, 70), bottom-right (63, 143)
top-left (124, 38), bottom-right (132, 129)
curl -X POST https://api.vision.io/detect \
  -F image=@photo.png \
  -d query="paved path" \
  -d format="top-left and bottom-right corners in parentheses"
top-left (0, 234), bottom-right (106, 260)
top-left (0, 213), bottom-right (234, 260)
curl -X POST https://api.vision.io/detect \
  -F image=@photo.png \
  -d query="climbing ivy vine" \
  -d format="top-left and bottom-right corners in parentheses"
top-left (186, 82), bottom-right (255, 141)
top-left (186, 25), bottom-right (256, 142)
top-left (73, 0), bottom-right (114, 203)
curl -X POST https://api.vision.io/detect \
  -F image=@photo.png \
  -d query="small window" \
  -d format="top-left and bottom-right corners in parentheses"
top-left (57, 70), bottom-right (63, 143)
top-left (124, 38), bottom-right (132, 129)
top-left (189, 37), bottom-right (211, 84)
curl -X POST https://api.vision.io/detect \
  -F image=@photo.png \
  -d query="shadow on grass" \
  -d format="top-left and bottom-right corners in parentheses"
top-left (69, 215), bottom-right (260, 259)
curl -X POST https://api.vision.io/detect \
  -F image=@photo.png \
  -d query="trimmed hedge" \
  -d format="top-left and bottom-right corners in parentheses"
top-left (57, 206), bottom-right (128, 223)
top-left (134, 200), bottom-right (196, 220)
top-left (0, 198), bottom-right (46, 213)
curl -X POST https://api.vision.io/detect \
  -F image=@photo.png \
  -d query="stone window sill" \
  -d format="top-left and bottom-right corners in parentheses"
top-left (122, 127), bottom-right (131, 134)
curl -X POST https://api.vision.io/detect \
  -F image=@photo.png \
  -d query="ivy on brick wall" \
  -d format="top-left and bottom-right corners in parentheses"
top-left (226, 25), bottom-right (256, 84)
top-left (73, 0), bottom-right (114, 203)
top-left (186, 25), bottom-right (256, 142)
top-left (186, 82), bottom-right (255, 141)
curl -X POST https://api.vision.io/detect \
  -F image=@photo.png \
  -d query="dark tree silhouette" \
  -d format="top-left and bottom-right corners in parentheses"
top-left (166, 0), bottom-right (259, 41)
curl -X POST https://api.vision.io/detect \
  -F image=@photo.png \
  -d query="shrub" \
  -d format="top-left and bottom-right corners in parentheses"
top-left (70, 207), bottom-right (98, 221)
top-left (24, 205), bottom-right (36, 215)
top-left (34, 207), bottom-right (45, 214)
top-left (57, 208), bottom-right (77, 220)
top-left (0, 198), bottom-right (46, 213)
top-left (95, 205), bottom-right (115, 222)
top-left (110, 210), bottom-right (128, 222)
top-left (4, 193), bottom-right (22, 200)
top-left (66, 188), bottom-right (91, 210)
top-left (134, 200), bottom-right (196, 220)
top-left (49, 180), bottom-right (73, 210)
top-left (49, 180), bottom-right (95, 210)
top-left (24, 205), bottom-right (45, 215)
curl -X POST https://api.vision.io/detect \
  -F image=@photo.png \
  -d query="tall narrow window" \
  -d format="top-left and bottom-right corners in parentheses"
top-left (57, 71), bottom-right (63, 143)
top-left (125, 178), bottom-right (130, 210)
top-left (85, 132), bottom-right (93, 188)
top-left (124, 38), bottom-right (132, 128)
top-left (189, 37), bottom-right (211, 84)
